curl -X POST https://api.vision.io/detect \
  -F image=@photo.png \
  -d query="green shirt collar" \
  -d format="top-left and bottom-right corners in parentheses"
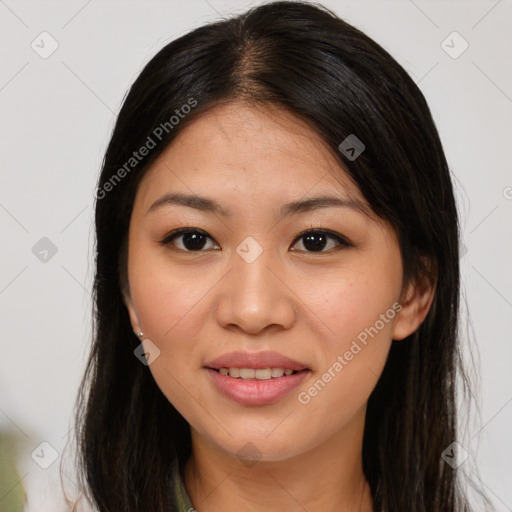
top-left (171, 457), bottom-right (195, 511)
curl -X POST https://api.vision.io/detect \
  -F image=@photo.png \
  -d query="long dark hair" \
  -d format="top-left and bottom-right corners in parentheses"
top-left (74, 1), bottom-right (481, 510)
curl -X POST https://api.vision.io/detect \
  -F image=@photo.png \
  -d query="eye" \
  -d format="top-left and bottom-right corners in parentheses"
top-left (290, 228), bottom-right (352, 253)
top-left (160, 227), bottom-right (352, 253)
top-left (159, 228), bottom-right (220, 252)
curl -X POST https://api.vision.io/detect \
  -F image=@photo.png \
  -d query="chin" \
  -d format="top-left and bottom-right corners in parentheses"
top-left (205, 431), bottom-right (311, 464)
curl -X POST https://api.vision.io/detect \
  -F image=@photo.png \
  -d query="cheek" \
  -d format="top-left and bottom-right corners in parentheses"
top-left (314, 264), bottom-right (401, 347)
top-left (128, 255), bottom-right (213, 416)
top-left (128, 249), bottom-right (215, 345)
top-left (295, 261), bottom-right (400, 422)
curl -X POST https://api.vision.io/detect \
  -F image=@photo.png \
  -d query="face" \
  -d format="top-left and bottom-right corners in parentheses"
top-left (124, 101), bottom-right (428, 462)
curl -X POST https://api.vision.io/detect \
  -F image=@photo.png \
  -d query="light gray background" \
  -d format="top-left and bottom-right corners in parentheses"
top-left (1, 0), bottom-right (511, 510)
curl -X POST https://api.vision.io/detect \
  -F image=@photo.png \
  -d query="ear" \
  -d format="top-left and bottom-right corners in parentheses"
top-left (392, 261), bottom-right (437, 341)
top-left (122, 289), bottom-right (143, 335)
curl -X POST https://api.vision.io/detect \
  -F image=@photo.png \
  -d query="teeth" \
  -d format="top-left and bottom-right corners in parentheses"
top-left (271, 368), bottom-right (285, 378)
top-left (217, 367), bottom-right (298, 379)
top-left (239, 368), bottom-right (255, 379)
top-left (255, 368), bottom-right (272, 380)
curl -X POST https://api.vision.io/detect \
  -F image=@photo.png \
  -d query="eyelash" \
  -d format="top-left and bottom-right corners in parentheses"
top-left (159, 227), bottom-right (353, 253)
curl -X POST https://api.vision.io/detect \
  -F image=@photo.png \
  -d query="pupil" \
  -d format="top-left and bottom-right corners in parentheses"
top-left (304, 233), bottom-right (326, 251)
top-left (183, 232), bottom-right (206, 250)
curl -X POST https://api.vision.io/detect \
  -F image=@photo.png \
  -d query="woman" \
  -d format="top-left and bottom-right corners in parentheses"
top-left (73, 1), bottom-right (486, 510)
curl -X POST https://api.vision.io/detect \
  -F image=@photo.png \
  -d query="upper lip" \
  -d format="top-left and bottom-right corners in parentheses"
top-left (205, 351), bottom-right (309, 371)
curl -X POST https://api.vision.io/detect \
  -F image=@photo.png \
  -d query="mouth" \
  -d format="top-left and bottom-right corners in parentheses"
top-left (204, 351), bottom-right (311, 405)
top-left (210, 367), bottom-right (302, 379)
top-left (204, 367), bottom-right (310, 405)
top-left (205, 350), bottom-right (309, 374)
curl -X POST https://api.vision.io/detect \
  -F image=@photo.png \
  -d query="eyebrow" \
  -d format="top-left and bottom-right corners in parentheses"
top-left (147, 193), bottom-right (231, 217)
top-left (147, 192), bottom-right (367, 218)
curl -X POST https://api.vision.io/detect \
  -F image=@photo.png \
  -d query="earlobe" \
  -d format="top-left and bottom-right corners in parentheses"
top-left (392, 267), bottom-right (437, 341)
top-left (123, 291), bottom-right (143, 336)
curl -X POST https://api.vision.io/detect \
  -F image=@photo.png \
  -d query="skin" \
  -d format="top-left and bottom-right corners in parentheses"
top-left (124, 101), bottom-right (435, 511)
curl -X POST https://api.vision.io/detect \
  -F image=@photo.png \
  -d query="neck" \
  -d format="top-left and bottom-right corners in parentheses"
top-left (183, 406), bottom-right (374, 512)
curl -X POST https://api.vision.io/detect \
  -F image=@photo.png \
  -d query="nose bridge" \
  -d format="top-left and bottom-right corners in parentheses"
top-left (234, 245), bottom-right (275, 299)
top-left (215, 239), bottom-right (296, 333)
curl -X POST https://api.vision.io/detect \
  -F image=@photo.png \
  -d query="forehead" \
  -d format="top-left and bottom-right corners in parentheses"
top-left (136, 101), bottom-right (364, 207)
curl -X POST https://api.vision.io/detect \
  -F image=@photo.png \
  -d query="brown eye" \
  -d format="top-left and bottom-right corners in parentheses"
top-left (160, 229), bottom-right (220, 252)
top-left (290, 229), bottom-right (352, 253)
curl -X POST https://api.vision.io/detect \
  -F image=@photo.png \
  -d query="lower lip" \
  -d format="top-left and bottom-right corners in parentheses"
top-left (205, 368), bottom-right (310, 406)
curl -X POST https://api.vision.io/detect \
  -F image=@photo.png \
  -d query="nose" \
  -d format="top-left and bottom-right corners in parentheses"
top-left (215, 250), bottom-right (297, 335)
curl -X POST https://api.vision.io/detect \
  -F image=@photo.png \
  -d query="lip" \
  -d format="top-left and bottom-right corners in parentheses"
top-left (205, 350), bottom-right (309, 372)
top-left (205, 368), bottom-right (310, 405)
top-left (204, 350), bottom-right (311, 406)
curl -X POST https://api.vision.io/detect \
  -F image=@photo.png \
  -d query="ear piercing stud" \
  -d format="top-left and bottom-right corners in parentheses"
top-left (135, 332), bottom-right (144, 338)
